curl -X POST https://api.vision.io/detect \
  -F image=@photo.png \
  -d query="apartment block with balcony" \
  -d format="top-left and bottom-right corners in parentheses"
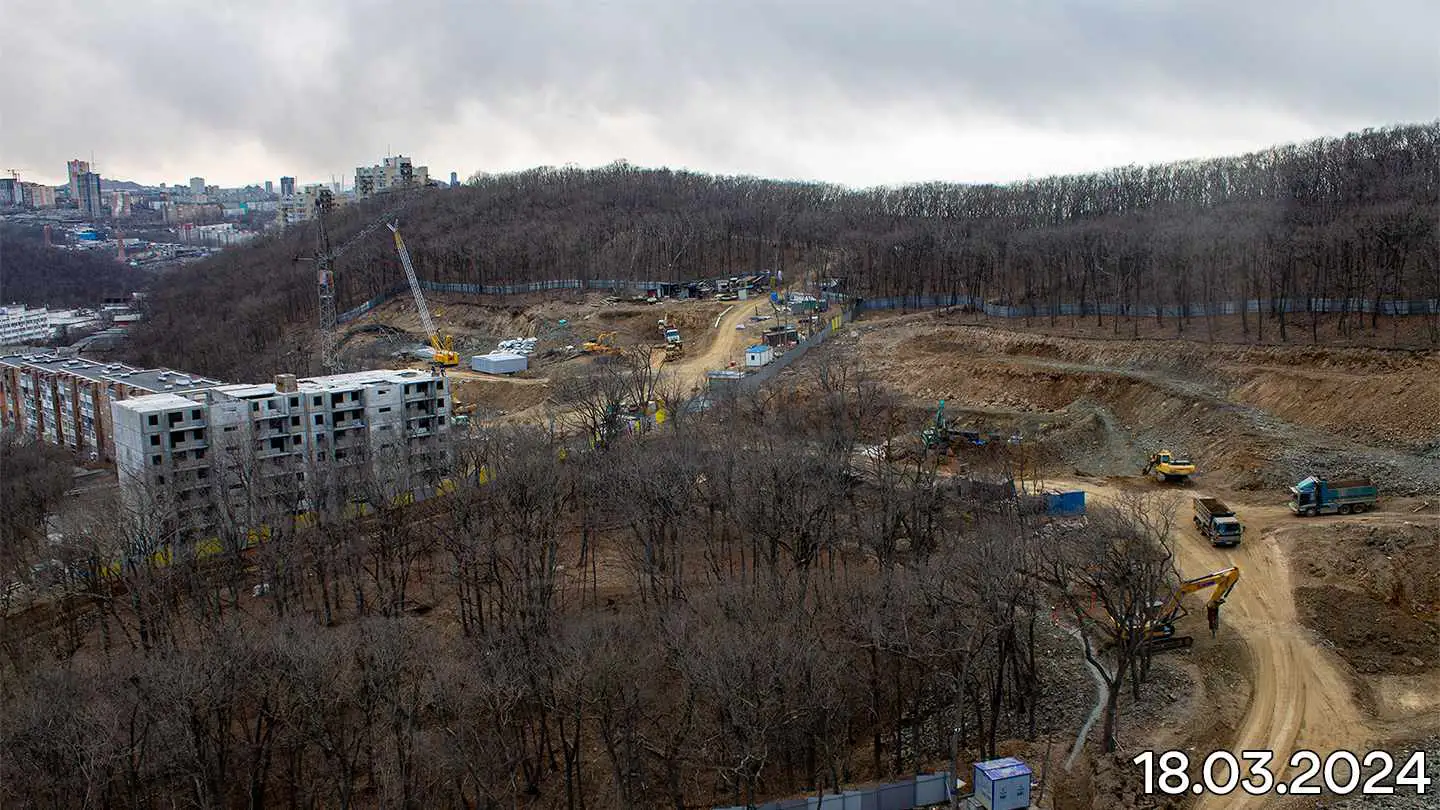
top-left (0, 352), bottom-right (224, 461)
top-left (1, 304), bottom-right (52, 343)
top-left (354, 155), bottom-right (429, 199)
top-left (110, 369), bottom-right (452, 540)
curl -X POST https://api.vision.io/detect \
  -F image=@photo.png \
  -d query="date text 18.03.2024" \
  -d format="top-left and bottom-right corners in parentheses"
top-left (1132, 749), bottom-right (1431, 797)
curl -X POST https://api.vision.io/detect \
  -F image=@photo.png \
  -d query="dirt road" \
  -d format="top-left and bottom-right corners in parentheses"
top-left (1066, 479), bottom-right (1375, 809)
top-left (665, 298), bottom-right (774, 392)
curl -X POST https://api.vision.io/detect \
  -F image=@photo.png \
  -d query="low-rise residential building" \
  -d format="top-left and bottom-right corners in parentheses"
top-left (112, 369), bottom-right (452, 540)
top-left (0, 304), bottom-right (51, 343)
top-left (46, 308), bottom-right (102, 339)
top-left (0, 352), bottom-right (226, 459)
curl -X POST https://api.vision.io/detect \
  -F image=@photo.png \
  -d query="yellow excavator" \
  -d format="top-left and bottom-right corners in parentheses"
top-left (1143, 450), bottom-right (1195, 483)
top-left (389, 222), bottom-right (460, 366)
top-left (1141, 566), bottom-right (1241, 652)
top-left (582, 331), bottom-right (624, 356)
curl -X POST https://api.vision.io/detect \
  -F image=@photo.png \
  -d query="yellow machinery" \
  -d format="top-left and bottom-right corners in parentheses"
top-left (582, 331), bottom-right (624, 356)
top-left (389, 223), bottom-right (460, 366)
top-left (1142, 566), bottom-right (1241, 652)
top-left (1143, 450), bottom-right (1195, 483)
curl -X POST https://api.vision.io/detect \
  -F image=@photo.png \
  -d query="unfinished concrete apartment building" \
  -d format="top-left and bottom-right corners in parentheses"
top-left (0, 351), bottom-right (226, 461)
top-left (112, 368), bottom-right (452, 540)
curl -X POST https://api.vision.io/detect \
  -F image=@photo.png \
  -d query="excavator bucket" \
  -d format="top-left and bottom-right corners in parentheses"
top-left (1206, 603), bottom-right (1220, 636)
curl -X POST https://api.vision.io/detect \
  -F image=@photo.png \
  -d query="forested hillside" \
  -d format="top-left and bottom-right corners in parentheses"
top-left (128, 123), bottom-right (1438, 379)
top-left (0, 226), bottom-right (146, 307)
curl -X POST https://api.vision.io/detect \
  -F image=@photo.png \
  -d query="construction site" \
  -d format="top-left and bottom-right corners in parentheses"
top-left (260, 204), bottom-right (1440, 799)
top-left (348, 279), bottom-right (1440, 808)
top-left (5, 210), bottom-right (1438, 809)
top-left (6, 137), bottom-right (1439, 809)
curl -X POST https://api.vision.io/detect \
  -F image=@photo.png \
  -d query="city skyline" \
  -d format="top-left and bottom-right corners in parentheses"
top-left (3, 1), bottom-right (1434, 190)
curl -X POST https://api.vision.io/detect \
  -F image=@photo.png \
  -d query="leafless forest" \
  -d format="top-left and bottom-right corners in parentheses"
top-left (0, 225), bottom-right (146, 307)
top-left (1, 364), bottom-right (1188, 809)
top-left (126, 123), bottom-right (1438, 380)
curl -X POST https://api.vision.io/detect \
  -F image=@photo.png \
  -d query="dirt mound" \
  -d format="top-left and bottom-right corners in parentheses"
top-left (1286, 522), bottom-right (1440, 677)
top-left (1296, 587), bottom-right (1439, 675)
top-left (450, 377), bottom-right (551, 416)
top-left (1229, 366), bottom-right (1440, 446)
top-left (1289, 522), bottom-right (1440, 621)
top-left (836, 319), bottom-right (1440, 494)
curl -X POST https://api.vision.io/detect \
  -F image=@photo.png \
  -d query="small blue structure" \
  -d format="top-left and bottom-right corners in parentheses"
top-left (974, 757), bottom-right (1031, 810)
top-left (1044, 489), bottom-right (1086, 517)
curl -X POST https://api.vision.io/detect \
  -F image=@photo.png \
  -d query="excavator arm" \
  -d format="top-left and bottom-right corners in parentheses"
top-left (1155, 566), bottom-right (1241, 637)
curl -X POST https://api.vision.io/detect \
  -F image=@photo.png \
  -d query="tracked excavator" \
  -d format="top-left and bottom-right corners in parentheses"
top-left (582, 331), bottom-right (624, 356)
top-left (922, 399), bottom-right (954, 452)
top-left (1143, 450), bottom-right (1195, 483)
top-left (1140, 566), bottom-right (1241, 653)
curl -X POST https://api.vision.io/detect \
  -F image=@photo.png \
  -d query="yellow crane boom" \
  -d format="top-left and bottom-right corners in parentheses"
top-left (388, 222), bottom-right (459, 366)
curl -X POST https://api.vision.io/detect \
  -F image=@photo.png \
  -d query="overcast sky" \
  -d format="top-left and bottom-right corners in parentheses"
top-left (3, 0), bottom-right (1436, 189)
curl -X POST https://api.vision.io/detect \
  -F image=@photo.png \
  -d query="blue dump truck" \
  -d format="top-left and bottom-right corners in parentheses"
top-left (1193, 497), bottom-right (1243, 547)
top-left (1289, 476), bottom-right (1379, 517)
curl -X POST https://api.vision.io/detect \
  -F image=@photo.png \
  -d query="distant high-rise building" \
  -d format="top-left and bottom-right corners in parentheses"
top-left (0, 179), bottom-right (18, 207)
top-left (76, 172), bottom-right (103, 217)
top-left (189, 177), bottom-right (205, 197)
top-left (355, 155), bottom-right (429, 199)
top-left (67, 159), bottom-right (91, 204)
top-left (450, 171), bottom-right (458, 187)
top-left (280, 176), bottom-right (296, 197)
top-left (264, 180), bottom-right (273, 195)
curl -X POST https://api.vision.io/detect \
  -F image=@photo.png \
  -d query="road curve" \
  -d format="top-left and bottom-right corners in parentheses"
top-left (1065, 481), bottom-right (1372, 810)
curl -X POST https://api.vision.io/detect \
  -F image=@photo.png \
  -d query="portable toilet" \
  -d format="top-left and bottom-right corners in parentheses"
top-left (974, 757), bottom-right (1031, 810)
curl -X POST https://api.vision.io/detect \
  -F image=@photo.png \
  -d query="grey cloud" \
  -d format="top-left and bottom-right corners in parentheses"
top-left (2, 0), bottom-right (1436, 187)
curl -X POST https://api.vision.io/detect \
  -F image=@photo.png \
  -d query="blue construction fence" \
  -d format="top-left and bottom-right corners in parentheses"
top-left (855, 294), bottom-right (1440, 319)
top-left (716, 772), bottom-right (952, 810)
top-left (336, 278), bottom-right (665, 324)
top-left (340, 281), bottom-right (1440, 327)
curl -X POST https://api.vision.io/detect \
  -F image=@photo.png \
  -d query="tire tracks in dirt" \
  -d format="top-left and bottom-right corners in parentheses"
top-left (1061, 479), bottom-right (1375, 809)
top-left (667, 297), bottom-right (778, 392)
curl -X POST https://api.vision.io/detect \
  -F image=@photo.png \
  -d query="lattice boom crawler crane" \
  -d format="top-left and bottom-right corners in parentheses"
top-left (388, 222), bottom-right (460, 367)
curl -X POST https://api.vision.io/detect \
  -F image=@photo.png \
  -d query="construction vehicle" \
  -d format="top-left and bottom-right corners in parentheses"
top-left (1289, 476), bottom-right (1378, 516)
top-left (451, 401), bottom-right (477, 428)
top-left (660, 327), bottom-right (684, 360)
top-left (1193, 497), bottom-right (1244, 547)
top-left (581, 331), bottom-right (624, 356)
top-left (388, 222), bottom-right (460, 366)
top-left (1143, 450), bottom-right (1195, 483)
top-left (922, 399), bottom-right (954, 452)
top-left (1141, 566), bottom-right (1241, 652)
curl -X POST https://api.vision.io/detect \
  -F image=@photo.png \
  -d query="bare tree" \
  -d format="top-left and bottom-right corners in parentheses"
top-left (1034, 491), bottom-right (1181, 752)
